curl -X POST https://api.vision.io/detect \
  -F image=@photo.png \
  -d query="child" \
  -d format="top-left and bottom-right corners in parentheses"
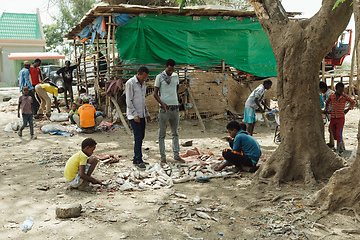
top-left (69, 102), bottom-right (79, 124)
top-left (64, 138), bottom-right (102, 189)
top-left (319, 81), bottom-right (335, 147)
top-left (215, 121), bottom-right (261, 172)
top-left (17, 86), bottom-right (36, 140)
top-left (325, 82), bottom-right (355, 155)
top-left (244, 79), bottom-right (272, 135)
top-left (79, 88), bottom-right (97, 109)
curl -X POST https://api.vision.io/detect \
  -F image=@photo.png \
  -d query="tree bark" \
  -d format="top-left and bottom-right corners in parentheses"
top-left (355, 1), bottom-right (360, 97)
top-left (313, 121), bottom-right (360, 212)
top-left (248, 0), bottom-right (352, 184)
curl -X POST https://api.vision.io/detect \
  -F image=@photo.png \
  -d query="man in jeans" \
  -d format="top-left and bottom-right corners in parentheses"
top-left (154, 59), bottom-right (184, 164)
top-left (126, 67), bottom-right (151, 169)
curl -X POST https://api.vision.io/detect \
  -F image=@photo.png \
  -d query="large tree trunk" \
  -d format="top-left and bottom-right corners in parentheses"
top-left (249, 0), bottom-right (352, 184)
top-left (313, 121), bottom-right (360, 212)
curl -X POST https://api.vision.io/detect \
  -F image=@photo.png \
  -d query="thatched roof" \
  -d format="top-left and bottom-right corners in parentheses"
top-left (65, 3), bottom-right (301, 40)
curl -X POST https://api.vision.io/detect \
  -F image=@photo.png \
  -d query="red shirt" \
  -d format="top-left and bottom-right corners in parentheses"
top-left (30, 66), bottom-right (41, 85)
top-left (325, 93), bottom-right (355, 119)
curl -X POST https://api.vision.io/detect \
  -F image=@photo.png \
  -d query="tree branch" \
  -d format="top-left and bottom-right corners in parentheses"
top-left (248, 0), bottom-right (288, 24)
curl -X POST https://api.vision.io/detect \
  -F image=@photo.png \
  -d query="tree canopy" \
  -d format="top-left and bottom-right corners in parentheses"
top-left (43, 0), bottom-right (100, 57)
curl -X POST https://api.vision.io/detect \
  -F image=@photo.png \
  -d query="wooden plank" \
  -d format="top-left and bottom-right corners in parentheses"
top-left (110, 96), bottom-right (132, 135)
top-left (187, 86), bottom-right (206, 132)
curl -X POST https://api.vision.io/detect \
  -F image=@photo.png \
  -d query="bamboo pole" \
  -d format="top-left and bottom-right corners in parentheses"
top-left (110, 96), bottom-right (132, 135)
top-left (112, 24), bottom-right (116, 80)
top-left (187, 86), bottom-right (206, 132)
top-left (105, 16), bottom-right (112, 117)
top-left (349, 42), bottom-right (356, 96)
top-left (321, 59), bottom-right (326, 82)
top-left (96, 34), bottom-right (101, 108)
top-left (82, 42), bottom-right (88, 93)
top-left (74, 40), bottom-right (80, 93)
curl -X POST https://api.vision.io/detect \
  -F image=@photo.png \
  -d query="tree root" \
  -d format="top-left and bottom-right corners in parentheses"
top-left (340, 207), bottom-right (360, 223)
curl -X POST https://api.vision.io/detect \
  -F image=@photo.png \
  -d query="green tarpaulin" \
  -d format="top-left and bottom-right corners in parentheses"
top-left (115, 14), bottom-right (277, 77)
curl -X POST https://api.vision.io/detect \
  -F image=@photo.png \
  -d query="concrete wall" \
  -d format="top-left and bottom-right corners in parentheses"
top-left (0, 45), bottom-right (44, 87)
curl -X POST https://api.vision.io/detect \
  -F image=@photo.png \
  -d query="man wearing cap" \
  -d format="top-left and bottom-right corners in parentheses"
top-left (18, 61), bottom-right (33, 93)
top-left (73, 96), bottom-right (103, 133)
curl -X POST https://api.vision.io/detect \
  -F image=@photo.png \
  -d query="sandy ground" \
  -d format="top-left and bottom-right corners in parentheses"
top-left (0, 87), bottom-right (359, 240)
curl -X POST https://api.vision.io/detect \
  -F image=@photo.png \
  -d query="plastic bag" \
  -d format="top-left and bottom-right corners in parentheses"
top-left (119, 180), bottom-right (137, 191)
top-left (50, 112), bottom-right (69, 122)
top-left (41, 124), bottom-right (67, 132)
top-left (4, 121), bottom-right (22, 132)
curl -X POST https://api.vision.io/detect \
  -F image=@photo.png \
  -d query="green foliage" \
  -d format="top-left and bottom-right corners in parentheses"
top-left (333, 0), bottom-right (353, 10)
top-left (43, 0), bottom-right (100, 57)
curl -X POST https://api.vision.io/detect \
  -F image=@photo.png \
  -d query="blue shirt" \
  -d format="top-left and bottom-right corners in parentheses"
top-left (233, 130), bottom-right (261, 164)
top-left (18, 68), bottom-right (33, 92)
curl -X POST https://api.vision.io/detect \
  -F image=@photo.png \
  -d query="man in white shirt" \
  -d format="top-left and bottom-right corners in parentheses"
top-left (125, 66), bottom-right (151, 169)
top-left (244, 79), bottom-right (272, 135)
top-left (154, 59), bottom-right (185, 164)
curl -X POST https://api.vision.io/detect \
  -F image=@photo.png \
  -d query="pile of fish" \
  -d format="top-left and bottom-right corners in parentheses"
top-left (106, 162), bottom-right (235, 191)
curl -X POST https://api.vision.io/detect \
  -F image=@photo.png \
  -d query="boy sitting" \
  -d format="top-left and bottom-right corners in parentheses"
top-left (64, 138), bottom-right (102, 189)
top-left (215, 121), bottom-right (261, 172)
top-left (69, 102), bottom-right (79, 124)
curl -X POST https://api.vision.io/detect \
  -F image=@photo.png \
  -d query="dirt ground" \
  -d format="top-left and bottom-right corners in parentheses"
top-left (0, 87), bottom-right (359, 240)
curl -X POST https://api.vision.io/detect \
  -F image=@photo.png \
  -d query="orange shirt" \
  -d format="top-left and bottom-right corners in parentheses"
top-left (78, 103), bottom-right (96, 128)
top-left (325, 93), bottom-right (355, 119)
top-left (30, 66), bottom-right (41, 85)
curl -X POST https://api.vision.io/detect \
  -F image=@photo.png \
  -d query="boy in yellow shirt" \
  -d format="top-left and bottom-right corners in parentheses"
top-left (64, 138), bottom-right (102, 189)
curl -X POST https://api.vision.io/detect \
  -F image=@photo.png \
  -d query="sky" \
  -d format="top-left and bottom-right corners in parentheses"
top-left (0, 0), bottom-right (354, 26)
top-left (0, 0), bottom-right (355, 61)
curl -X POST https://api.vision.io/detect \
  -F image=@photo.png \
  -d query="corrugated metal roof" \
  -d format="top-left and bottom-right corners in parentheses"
top-left (8, 52), bottom-right (65, 60)
top-left (0, 12), bottom-right (41, 39)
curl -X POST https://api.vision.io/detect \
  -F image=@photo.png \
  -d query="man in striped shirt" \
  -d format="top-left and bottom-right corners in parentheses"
top-left (324, 82), bottom-right (355, 155)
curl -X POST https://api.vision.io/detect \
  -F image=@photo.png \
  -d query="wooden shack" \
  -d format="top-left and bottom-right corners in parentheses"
top-left (64, 3), bottom-right (290, 132)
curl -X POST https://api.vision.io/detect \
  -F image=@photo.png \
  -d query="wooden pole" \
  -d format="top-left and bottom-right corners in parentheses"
top-left (110, 96), bottom-right (132, 135)
top-left (82, 42), bottom-right (88, 93)
top-left (112, 24), bottom-right (116, 80)
top-left (74, 40), bottom-right (80, 93)
top-left (96, 34), bottom-right (101, 108)
top-left (349, 42), bottom-right (356, 96)
top-left (331, 76), bottom-right (335, 90)
top-left (187, 86), bottom-right (206, 132)
top-left (321, 59), bottom-right (326, 82)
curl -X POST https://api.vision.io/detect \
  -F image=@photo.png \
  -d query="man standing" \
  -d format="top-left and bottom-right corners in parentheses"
top-left (126, 67), bottom-right (151, 169)
top-left (56, 55), bottom-right (81, 109)
top-left (18, 61), bottom-right (33, 93)
top-left (244, 79), bottom-right (272, 135)
top-left (30, 58), bottom-right (43, 117)
top-left (153, 59), bottom-right (184, 164)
